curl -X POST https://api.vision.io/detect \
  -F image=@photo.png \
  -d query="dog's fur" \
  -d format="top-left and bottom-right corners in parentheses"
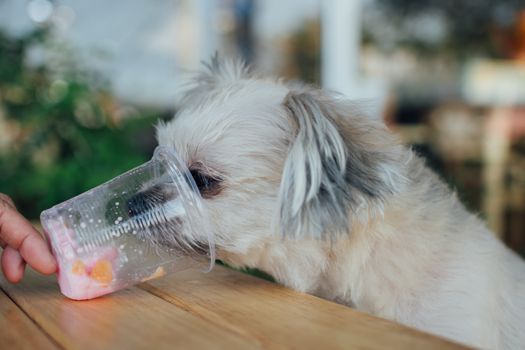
top-left (156, 58), bottom-right (525, 349)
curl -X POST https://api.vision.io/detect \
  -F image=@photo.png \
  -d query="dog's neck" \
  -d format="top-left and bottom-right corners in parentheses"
top-left (218, 165), bottom-right (486, 321)
top-left (217, 220), bottom-right (384, 309)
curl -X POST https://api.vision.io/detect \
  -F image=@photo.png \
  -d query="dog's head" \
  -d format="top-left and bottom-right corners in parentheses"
top-left (156, 57), bottom-right (406, 255)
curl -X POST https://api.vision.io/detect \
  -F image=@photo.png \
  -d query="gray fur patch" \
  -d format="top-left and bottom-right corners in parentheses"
top-left (279, 90), bottom-right (397, 239)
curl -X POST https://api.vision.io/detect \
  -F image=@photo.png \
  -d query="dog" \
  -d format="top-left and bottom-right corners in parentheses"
top-left (155, 57), bottom-right (525, 349)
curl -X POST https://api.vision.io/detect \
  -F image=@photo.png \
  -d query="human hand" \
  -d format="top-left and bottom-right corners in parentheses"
top-left (0, 193), bottom-right (57, 283)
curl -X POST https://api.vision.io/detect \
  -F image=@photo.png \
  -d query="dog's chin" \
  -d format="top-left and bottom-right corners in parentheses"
top-left (137, 222), bottom-right (211, 256)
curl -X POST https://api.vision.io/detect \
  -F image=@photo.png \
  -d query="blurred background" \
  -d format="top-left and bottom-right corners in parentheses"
top-left (0, 0), bottom-right (524, 257)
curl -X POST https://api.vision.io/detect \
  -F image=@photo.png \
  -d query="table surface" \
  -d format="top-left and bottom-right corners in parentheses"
top-left (1, 264), bottom-right (471, 349)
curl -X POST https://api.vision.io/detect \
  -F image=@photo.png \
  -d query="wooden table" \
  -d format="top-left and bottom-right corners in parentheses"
top-left (1, 265), bottom-right (470, 349)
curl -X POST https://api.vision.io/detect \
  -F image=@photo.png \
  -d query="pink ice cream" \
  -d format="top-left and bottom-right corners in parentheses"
top-left (43, 217), bottom-right (119, 300)
top-left (56, 248), bottom-right (119, 300)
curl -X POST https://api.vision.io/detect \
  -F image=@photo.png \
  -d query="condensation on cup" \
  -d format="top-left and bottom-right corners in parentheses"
top-left (40, 146), bottom-right (215, 300)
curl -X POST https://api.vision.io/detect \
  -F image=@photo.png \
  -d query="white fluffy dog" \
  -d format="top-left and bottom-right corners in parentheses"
top-left (156, 58), bottom-right (525, 349)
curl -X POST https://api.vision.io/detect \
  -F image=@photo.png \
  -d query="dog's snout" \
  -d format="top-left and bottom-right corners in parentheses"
top-left (127, 192), bottom-right (149, 217)
top-left (127, 184), bottom-right (173, 217)
top-left (124, 183), bottom-right (210, 254)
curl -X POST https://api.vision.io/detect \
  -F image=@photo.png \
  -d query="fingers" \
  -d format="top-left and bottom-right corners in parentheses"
top-left (0, 198), bottom-right (57, 275)
top-left (1, 246), bottom-right (26, 283)
top-left (0, 193), bottom-right (15, 209)
top-left (18, 233), bottom-right (57, 275)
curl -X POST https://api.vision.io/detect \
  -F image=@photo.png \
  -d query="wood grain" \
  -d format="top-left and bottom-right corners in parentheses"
top-left (1, 265), bottom-right (473, 349)
top-left (142, 265), bottom-right (471, 350)
top-left (0, 290), bottom-right (58, 350)
top-left (0, 269), bottom-right (255, 350)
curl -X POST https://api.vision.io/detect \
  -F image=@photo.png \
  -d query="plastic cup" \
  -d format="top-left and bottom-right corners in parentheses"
top-left (40, 146), bottom-right (215, 300)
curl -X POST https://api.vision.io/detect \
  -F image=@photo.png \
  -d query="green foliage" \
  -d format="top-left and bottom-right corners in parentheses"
top-left (216, 260), bottom-right (276, 283)
top-left (0, 28), bottom-right (161, 219)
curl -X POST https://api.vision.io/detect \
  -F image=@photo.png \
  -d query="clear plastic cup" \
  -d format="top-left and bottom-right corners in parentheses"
top-left (40, 146), bottom-right (215, 300)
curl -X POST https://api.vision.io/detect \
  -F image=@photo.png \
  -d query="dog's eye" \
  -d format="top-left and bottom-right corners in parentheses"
top-left (189, 169), bottom-right (222, 198)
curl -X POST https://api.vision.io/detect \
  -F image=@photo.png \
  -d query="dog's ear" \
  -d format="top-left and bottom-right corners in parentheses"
top-left (278, 89), bottom-right (403, 239)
